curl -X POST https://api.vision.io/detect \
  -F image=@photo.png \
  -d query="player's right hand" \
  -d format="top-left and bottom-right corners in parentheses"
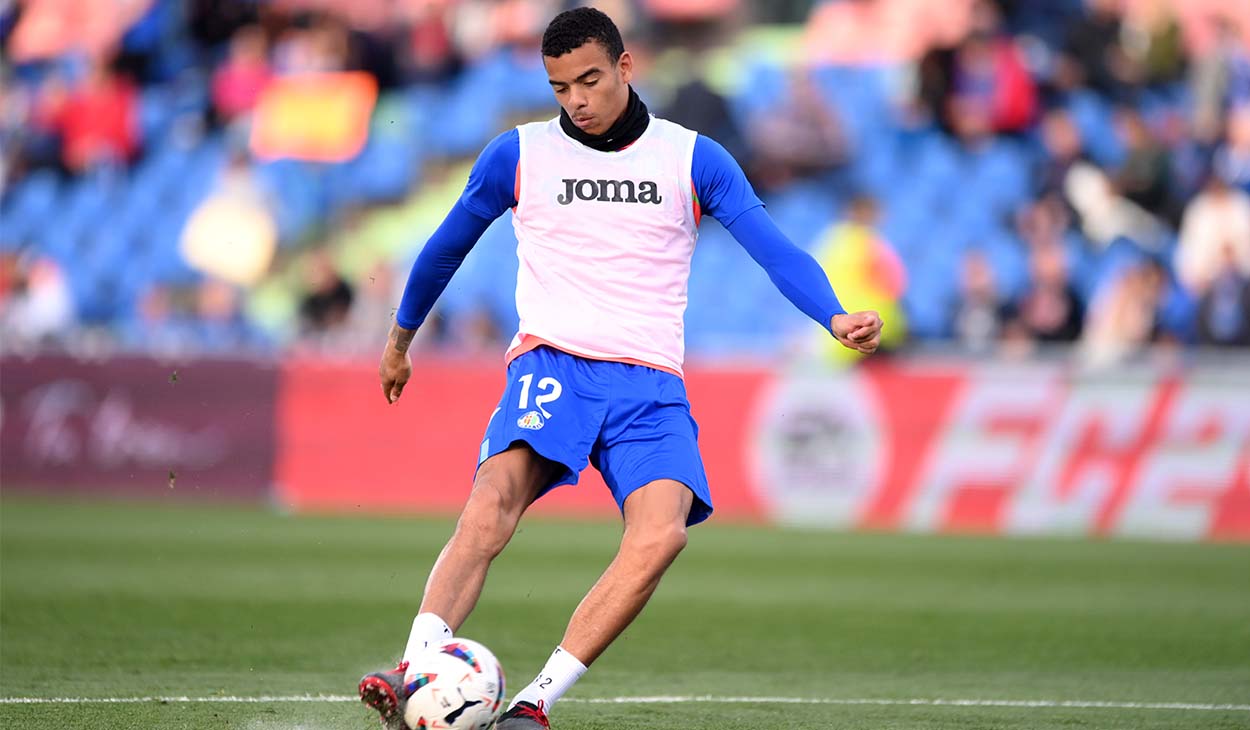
top-left (831, 310), bottom-right (884, 355)
top-left (379, 344), bottom-right (413, 404)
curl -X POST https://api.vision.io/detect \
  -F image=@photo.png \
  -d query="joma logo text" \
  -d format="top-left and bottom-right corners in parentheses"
top-left (557, 178), bottom-right (663, 205)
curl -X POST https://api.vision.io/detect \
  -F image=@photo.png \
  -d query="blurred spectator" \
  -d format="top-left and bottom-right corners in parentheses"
top-left (951, 248), bottom-right (1008, 353)
top-left (0, 256), bottom-right (76, 347)
top-left (803, 0), bottom-right (976, 65)
top-left (915, 0), bottom-right (1037, 136)
top-left (2, 82), bottom-right (57, 178)
top-left (0, 254), bottom-right (18, 303)
top-left (211, 26), bottom-right (272, 125)
top-left (1191, 15), bottom-right (1250, 144)
top-left (746, 70), bottom-right (844, 189)
top-left (193, 277), bottom-right (268, 352)
top-left (946, 93), bottom-right (996, 149)
top-left (402, 1), bottom-right (462, 83)
top-left (1064, 160), bottom-right (1169, 252)
top-left (6, 0), bottom-right (154, 64)
top-left (1080, 254), bottom-right (1169, 365)
top-left (812, 196), bottom-right (907, 360)
top-left (188, 0), bottom-right (259, 50)
top-left (119, 284), bottom-right (194, 353)
top-left (1062, 0), bottom-right (1133, 99)
top-left (299, 252), bottom-right (354, 336)
top-left (338, 260), bottom-right (400, 353)
top-left (1196, 248), bottom-right (1250, 347)
top-left (663, 74), bottom-right (750, 170)
top-left (1114, 107), bottom-right (1174, 216)
top-left (1003, 238), bottom-right (1084, 345)
top-left (1037, 108), bottom-right (1086, 196)
top-left (1214, 104), bottom-right (1250, 195)
top-left (34, 63), bottom-right (140, 173)
top-left (442, 306), bottom-right (505, 356)
top-left (954, 0), bottom-right (1037, 133)
top-left (180, 149), bottom-right (278, 287)
top-left (273, 15), bottom-right (350, 74)
top-left (1176, 174), bottom-right (1250, 295)
top-left (1119, 0), bottom-right (1186, 87)
top-left (1159, 108), bottom-right (1212, 205)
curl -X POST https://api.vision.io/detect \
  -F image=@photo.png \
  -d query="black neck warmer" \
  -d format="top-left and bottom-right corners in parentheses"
top-left (560, 86), bottom-right (650, 152)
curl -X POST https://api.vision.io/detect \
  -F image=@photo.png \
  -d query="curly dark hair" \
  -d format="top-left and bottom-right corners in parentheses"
top-left (541, 7), bottom-right (625, 63)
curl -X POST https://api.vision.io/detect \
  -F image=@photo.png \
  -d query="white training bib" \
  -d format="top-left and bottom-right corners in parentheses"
top-left (508, 116), bottom-right (700, 375)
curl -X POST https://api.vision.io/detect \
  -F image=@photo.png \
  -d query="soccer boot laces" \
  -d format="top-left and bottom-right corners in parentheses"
top-left (359, 660), bottom-right (412, 730)
top-left (494, 700), bottom-right (551, 729)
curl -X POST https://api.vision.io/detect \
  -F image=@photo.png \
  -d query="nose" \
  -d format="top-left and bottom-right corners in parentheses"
top-left (569, 89), bottom-right (588, 110)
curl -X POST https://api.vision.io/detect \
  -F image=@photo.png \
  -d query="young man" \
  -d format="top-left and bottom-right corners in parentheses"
top-left (359, 8), bottom-right (883, 730)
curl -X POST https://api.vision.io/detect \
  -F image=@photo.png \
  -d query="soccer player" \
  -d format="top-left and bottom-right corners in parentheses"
top-left (359, 8), bottom-right (883, 730)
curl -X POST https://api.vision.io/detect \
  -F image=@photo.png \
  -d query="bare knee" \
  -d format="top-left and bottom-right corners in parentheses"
top-left (622, 521), bottom-right (688, 570)
top-left (450, 446), bottom-right (555, 559)
top-left (452, 479), bottom-right (525, 560)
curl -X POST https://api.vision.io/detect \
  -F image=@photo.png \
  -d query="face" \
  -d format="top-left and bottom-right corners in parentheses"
top-left (544, 41), bottom-right (632, 135)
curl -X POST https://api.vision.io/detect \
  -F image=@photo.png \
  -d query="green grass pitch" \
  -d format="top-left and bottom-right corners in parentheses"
top-left (2, 497), bottom-right (1248, 729)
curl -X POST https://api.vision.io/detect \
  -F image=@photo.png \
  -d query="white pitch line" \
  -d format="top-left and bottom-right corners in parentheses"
top-left (0, 696), bottom-right (1247, 712)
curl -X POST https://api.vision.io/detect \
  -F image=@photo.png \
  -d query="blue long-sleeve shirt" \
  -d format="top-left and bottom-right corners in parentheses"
top-left (396, 129), bottom-right (845, 333)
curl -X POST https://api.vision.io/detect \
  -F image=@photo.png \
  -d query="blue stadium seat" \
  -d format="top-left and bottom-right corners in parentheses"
top-left (473, 50), bottom-right (554, 113)
top-left (431, 75), bottom-right (506, 156)
top-left (733, 62), bottom-right (787, 122)
top-left (810, 65), bottom-right (893, 149)
top-left (850, 131), bottom-right (903, 196)
top-left (911, 132), bottom-right (963, 207)
top-left (902, 275), bottom-right (956, 339)
top-left (762, 181), bottom-right (840, 251)
top-left (1068, 90), bottom-right (1125, 169)
top-left (963, 140), bottom-right (1033, 213)
top-left (1062, 230), bottom-right (1100, 303)
top-left (255, 159), bottom-right (320, 243)
top-left (977, 230), bottom-right (1030, 300)
top-left (329, 133), bottom-right (421, 209)
top-left (61, 174), bottom-right (119, 231)
top-left (1157, 279), bottom-right (1198, 343)
top-left (0, 170), bottom-right (60, 250)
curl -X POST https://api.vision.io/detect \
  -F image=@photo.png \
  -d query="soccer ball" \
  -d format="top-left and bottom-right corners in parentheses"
top-left (402, 638), bottom-right (506, 730)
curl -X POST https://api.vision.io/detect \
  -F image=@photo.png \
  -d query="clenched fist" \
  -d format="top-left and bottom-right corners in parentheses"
top-left (831, 311), bottom-right (884, 355)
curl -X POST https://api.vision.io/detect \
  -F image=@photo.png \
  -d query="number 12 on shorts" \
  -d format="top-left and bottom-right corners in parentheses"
top-left (517, 373), bottom-right (562, 418)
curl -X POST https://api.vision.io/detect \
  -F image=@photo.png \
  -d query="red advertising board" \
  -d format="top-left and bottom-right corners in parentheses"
top-left (0, 355), bottom-right (278, 499)
top-left (275, 356), bottom-right (1250, 541)
top-left (273, 357), bottom-right (770, 521)
top-left (12, 353), bottom-right (1237, 541)
top-left (750, 360), bottom-right (1250, 541)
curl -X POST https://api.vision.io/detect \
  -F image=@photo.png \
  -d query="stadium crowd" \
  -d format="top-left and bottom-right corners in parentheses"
top-left (1, 0), bottom-right (1249, 363)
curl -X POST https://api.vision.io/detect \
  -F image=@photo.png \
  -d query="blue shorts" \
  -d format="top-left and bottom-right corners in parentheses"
top-left (477, 346), bottom-right (712, 526)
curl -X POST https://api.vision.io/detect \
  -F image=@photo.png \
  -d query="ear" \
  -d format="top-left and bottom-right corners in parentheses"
top-left (617, 50), bottom-right (634, 85)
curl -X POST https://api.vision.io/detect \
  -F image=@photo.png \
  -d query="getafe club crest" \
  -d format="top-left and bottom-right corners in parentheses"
top-left (517, 411), bottom-right (545, 430)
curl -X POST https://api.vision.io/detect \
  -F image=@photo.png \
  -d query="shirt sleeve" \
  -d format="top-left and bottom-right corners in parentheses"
top-left (394, 201), bottom-right (495, 330)
top-left (460, 128), bottom-right (520, 219)
top-left (724, 206), bottom-right (847, 334)
top-left (394, 129), bottom-right (519, 329)
top-left (692, 134), bottom-right (763, 227)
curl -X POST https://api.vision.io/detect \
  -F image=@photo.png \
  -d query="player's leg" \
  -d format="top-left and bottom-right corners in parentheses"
top-left (500, 363), bottom-right (712, 727)
top-left (416, 444), bottom-right (561, 631)
top-left (559, 479), bottom-right (693, 663)
top-left (361, 444), bottom-right (558, 730)
top-left (402, 348), bottom-right (604, 658)
top-left (498, 479), bottom-right (693, 727)
top-left (363, 346), bottom-right (606, 728)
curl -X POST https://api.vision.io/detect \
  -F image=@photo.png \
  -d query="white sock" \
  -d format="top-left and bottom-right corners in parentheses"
top-left (402, 612), bottom-right (452, 675)
top-left (508, 646), bottom-right (588, 715)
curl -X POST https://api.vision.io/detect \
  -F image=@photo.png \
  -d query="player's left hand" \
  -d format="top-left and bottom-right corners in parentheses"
top-left (831, 310), bottom-right (884, 355)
